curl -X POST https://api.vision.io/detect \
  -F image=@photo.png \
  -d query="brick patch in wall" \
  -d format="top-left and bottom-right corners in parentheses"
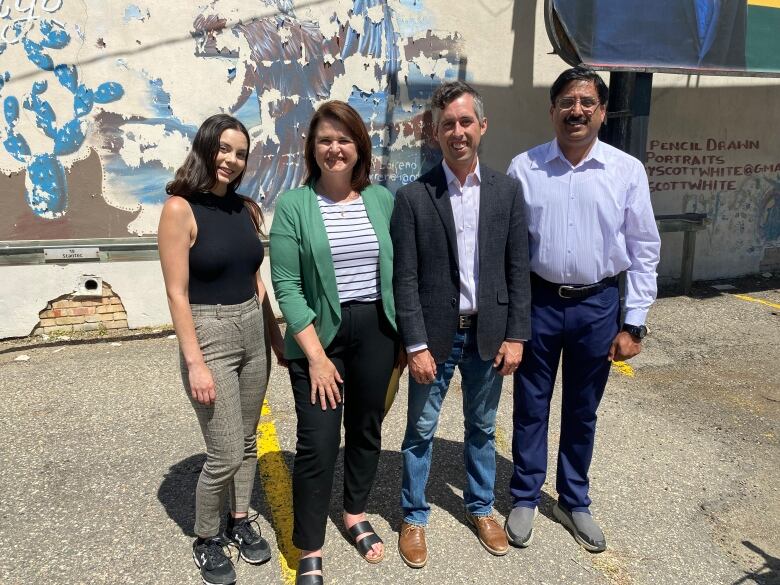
top-left (32, 282), bottom-right (128, 336)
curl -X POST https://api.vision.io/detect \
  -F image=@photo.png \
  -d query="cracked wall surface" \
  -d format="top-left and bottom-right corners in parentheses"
top-left (0, 0), bottom-right (462, 238)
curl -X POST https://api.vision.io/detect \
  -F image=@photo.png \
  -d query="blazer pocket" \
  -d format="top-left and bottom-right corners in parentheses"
top-left (497, 289), bottom-right (509, 304)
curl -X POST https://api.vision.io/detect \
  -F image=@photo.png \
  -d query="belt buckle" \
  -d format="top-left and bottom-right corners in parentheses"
top-left (557, 286), bottom-right (574, 299)
top-left (458, 314), bottom-right (472, 328)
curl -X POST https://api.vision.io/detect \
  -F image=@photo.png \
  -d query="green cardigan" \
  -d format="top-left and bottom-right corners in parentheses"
top-left (269, 183), bottom-right (397, 360)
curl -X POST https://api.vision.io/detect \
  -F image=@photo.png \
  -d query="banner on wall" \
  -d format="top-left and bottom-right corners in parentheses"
top-left (546, 0), bottom-right (780, 76)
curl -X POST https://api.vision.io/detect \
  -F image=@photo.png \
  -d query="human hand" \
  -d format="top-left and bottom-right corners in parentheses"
top-left (408, 349), bottom-right (437, 385)
top-left (494, 340), bottom-right (524, 376)
top-left (189, 362), bottom-right (216, 405)
top-left (308, 355), bottom-right (343, 410)
top-left (608, 331), bottom-right (642, 362)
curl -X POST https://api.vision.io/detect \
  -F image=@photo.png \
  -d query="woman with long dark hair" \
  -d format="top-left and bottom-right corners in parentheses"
top-left (159, 113), bottom-right (285, 585)
top-left (270, 101), bottom-right (402, 584)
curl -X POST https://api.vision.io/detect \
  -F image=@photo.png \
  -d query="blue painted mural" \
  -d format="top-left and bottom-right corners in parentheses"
top-left (1, 18), bottom-right (123, 218)
top-left (0, 0), bottom-right (461, 238)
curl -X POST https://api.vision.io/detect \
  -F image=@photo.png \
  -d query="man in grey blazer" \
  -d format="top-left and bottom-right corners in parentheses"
top-left (390, 80), bottom-right (531, 568)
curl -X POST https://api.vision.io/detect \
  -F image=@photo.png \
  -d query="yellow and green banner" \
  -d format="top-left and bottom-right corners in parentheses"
top-left (747, 0), bottom-right (780, 71)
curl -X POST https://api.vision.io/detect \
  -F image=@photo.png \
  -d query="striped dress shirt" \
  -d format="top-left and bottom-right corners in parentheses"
top-left (317, 194), bottom-right (381, 303)
top-left (507, 138), bottom-right (661, 326)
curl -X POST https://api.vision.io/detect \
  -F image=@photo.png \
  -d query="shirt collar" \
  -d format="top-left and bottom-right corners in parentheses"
top-left (442, 158), bottom-right (481, 188)
top-left (545, 138), bottom-right (606, 167)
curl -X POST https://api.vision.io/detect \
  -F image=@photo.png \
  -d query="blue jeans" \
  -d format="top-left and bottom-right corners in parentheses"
top-left (400, 327), bottom-right (504, 526)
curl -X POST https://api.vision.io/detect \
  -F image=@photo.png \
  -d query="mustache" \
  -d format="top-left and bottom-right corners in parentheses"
top-left (565, 115), bottom-right (588, 125)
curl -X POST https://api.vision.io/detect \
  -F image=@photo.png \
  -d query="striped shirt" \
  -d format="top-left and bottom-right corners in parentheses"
top-left (317, 194), bottom-right (381, 303)
top-left (507, 138), bottom-right (661, 326)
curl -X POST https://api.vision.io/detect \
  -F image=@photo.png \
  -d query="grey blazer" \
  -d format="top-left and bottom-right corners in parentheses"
top-left (390, 163), bottom-right (531, 363)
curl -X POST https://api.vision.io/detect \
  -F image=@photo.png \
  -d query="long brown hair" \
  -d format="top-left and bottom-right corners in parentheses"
top-left (166, 114), bottom-right (265, 235)
top-left (303, 101), bottom-right (372, 192)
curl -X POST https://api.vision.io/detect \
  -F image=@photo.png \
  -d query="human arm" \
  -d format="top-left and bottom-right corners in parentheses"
top-left (390, 188), bottom-right (438, 383)
top-left (497, 178), bottom-right (531, 373)
top-left (158, 196), bottom-right (215, 405)
top-left (390, 188), bottom-right (429, 351)
top-left (269, 193), bottom-right (342, 408)
top-left (610, 162), bottom-right (661, 361)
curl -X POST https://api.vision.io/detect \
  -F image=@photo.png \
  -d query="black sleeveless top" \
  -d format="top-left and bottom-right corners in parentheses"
top-left (187, 191), bottom-right (264, 305)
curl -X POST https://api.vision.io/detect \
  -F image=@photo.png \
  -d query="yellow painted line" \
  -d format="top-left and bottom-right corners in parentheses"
top-left (611, 361), bottom-right (635, 377)
top-left (733, 293), bottom-right (780, 310)
top-left (748, 0), bottom-right (780, 8)
top-left (257, 400), bottom-right (298, 585)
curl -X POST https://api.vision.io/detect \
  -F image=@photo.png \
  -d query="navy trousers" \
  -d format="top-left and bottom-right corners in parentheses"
top-left (510, 279), bottom-right (620, 512)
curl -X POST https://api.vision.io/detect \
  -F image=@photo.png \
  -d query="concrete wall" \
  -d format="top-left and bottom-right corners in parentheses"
top-left (2, 0), bottom-right (780, 338)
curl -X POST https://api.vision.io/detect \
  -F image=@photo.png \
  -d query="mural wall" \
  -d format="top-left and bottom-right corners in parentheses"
top-left (1, 0), bottom-right (779, 307)
top-left (645, 78), bottom-right (780, 278)
top-left (0, 0), bottom-right (461, 240)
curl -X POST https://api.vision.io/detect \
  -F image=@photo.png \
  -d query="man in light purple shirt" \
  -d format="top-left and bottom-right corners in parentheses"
top-left (505, 67), bottom-right (661, 553)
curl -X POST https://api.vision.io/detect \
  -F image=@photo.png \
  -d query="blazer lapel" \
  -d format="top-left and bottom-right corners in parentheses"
top-left (427, 165), bottom-right (459, 265)
top-left (699, 0), bottom-right (721, 60)
top-left (477, 167), bottom-right (496, 270)
top-left (304, 184), bottom-right (340, 316)
top-left (683, 0), bottom-right (702, 56)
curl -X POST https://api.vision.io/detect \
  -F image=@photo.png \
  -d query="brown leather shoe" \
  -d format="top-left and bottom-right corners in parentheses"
top-left (466, 513), bottom-right (509, 556)
top-left (398, 522), bottom-right (427, 568)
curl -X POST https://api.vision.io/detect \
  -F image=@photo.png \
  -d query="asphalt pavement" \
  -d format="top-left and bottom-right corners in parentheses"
top-left (0, 277), bottom-right (778, 585)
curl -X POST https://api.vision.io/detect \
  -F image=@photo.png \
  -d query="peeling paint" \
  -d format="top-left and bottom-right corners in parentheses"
top-left (1, 0), bottom-right (459, 239)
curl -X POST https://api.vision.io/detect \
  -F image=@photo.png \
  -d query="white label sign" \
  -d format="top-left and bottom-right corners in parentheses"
top-left (44, 247), bottom-right (100, 262)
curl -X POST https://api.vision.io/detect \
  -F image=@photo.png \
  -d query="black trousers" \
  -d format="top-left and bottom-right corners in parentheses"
top-left (289, 300), bottom-right (399, 550)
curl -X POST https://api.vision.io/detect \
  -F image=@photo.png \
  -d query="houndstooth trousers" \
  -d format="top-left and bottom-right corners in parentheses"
top-left (180, 296), bottom-right (270, 538)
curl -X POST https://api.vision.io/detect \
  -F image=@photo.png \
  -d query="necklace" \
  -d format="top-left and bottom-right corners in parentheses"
top-left (338, 192), bottom-right (359, 216)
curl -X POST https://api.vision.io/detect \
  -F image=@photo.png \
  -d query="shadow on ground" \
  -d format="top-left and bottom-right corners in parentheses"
top-left (732, 540), bottom-right (780, 585)
top-left (159, 437), bottom-right (558, 554)
top-left (157, 453), bottom-right (272, 538)
top-left (659, 274), bottom-right (780, 301)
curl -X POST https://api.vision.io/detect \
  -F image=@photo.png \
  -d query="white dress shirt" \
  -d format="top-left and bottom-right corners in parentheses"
top-left (507, 138), bottom-right (661, 326)
top-left (442, 159), bottom-right (481, 315)
top-left (406, 160), bottom-right (481, 353)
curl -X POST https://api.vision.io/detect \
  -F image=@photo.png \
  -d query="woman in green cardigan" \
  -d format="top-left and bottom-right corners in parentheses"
top-left (269, 101), bottom-right (401, 585)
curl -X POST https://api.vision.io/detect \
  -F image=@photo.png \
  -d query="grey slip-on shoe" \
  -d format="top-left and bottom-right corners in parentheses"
top-left (505, 506), bottom-right (537, 548)
top-left (552, 502), bottom-right (607, 553)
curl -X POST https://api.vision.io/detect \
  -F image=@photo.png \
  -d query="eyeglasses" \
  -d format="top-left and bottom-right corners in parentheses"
top-left (556, 97), bottom-right (600, 113)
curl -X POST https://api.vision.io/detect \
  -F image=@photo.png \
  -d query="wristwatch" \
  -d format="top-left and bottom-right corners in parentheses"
top-left (622, 324), bottom-right (648, 340)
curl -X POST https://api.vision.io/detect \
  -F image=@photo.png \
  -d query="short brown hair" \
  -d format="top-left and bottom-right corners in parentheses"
top-left (430, 80), bottom-right (485, 126)
top-left (303, 100), bottom-right (372, 192)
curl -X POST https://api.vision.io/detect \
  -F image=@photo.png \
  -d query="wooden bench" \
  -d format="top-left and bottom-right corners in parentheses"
top-left (655, 213), bottom-right (710, 294)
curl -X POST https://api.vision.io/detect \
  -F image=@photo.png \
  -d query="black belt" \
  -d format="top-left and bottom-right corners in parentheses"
top-left (458, 314), bottom-right (476, 328)
top-left (531, 273), bottom-right (618, 300)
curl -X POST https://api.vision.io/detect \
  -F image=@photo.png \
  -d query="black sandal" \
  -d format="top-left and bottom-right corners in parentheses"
top-left (296, 556), bottom-right (323, 585)
top-left (347, 520), bottom-right (385, 564)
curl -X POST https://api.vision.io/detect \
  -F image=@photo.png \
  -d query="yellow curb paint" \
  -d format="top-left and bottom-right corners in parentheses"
top-left (748, 0), bottom-right (780, 7)
top-left (733, 294), bottom-right (780, 311)
top-left (611, 361), bottom-right (635, 377)
top-left (257, 400), bottom-right (298, 585)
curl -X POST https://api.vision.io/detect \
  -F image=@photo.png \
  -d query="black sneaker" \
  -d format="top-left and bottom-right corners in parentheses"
top-left (225, 514), bottom-right (272, 565)
top-left (192, 537), bottom-right (237, 585)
